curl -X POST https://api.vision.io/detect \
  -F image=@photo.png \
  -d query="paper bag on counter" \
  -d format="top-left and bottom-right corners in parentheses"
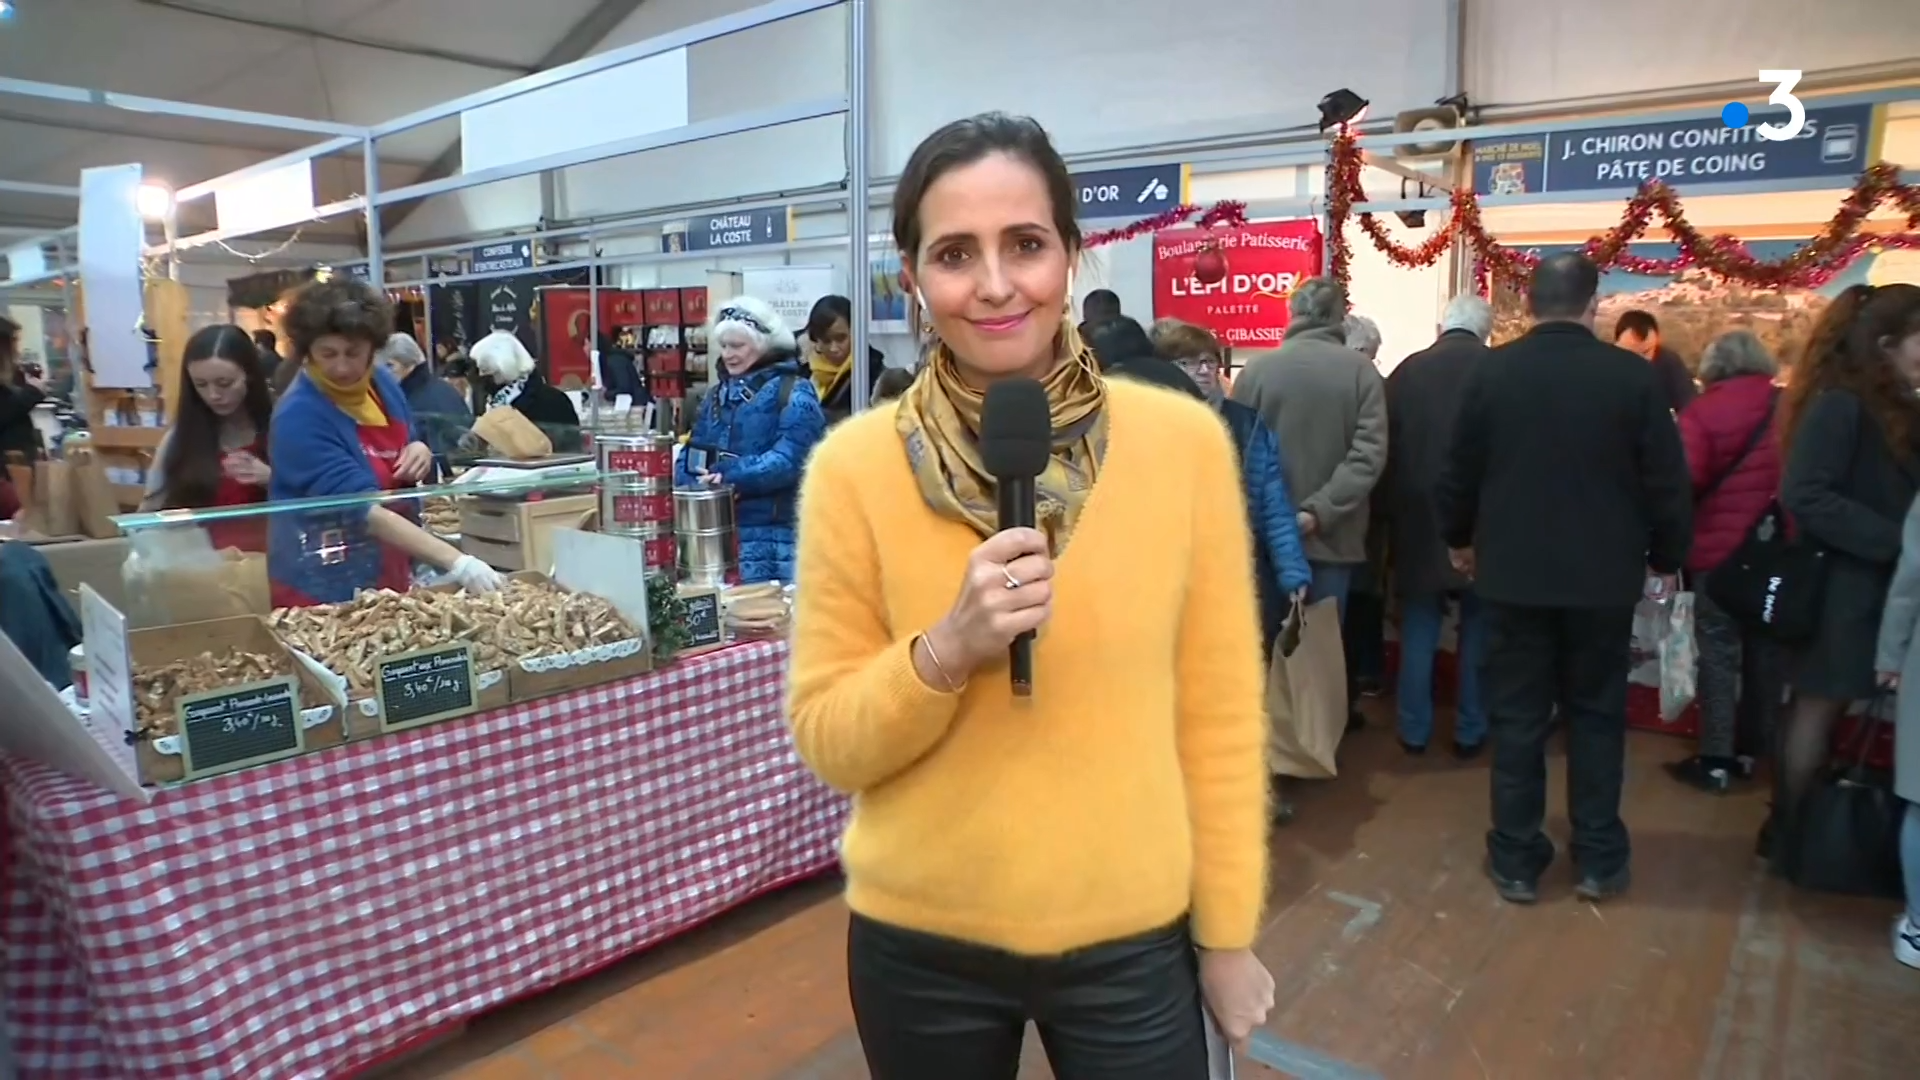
top-left (65, 446), bottom-right (121, 539)
top-left (473, 407), bottom-right (553, 460)
top-left (13, 456), bottom-right (80, 539)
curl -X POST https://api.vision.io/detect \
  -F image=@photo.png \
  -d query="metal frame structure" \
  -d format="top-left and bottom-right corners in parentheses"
top-left (0, 12), bottom-right (1914, 406)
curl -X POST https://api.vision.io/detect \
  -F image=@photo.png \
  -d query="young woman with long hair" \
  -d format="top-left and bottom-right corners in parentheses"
top-left (1774, 283), bottom-right (1920, 867)
top-left (139, 324), bottom-right (277, 548)
top-left (786, 113), bottom-right (1274, 1078)
top-left (0, 315), bottom-right (47, 465)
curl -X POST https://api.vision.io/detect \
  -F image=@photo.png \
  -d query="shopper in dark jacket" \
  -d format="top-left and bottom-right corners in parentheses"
top-left (1668, 331), bottom-right (1783, 793)
top-left (471, 330), bottom-right (582, 452)
top-left (0, 316), bottom-right (47, 464)
top-left (1438, 253), bottom-right (1692, 905)
top-left (1384, 296), bottom-right (1493, 756)
top-left (1613, 310), bottom-right (1698, 416)
top-left (803, 295), bottom-right (884, 425)
top-left (1087, 317), bottom-right (1205, 398)
top-left (377, 332), bottom-right (473, 471)
top-left (1772, 283), bottom-right (1920, 868)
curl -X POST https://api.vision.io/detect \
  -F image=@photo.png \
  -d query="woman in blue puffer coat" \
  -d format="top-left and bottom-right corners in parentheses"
top-left (676, 295), bottom-right (827, 583)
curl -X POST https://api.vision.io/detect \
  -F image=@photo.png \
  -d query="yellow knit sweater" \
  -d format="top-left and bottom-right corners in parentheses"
top-left (787, 379), bottom-right (1270, 956)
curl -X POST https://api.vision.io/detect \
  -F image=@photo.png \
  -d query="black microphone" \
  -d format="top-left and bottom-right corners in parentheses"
top-left (979, 378), bottom-right (1053, 698)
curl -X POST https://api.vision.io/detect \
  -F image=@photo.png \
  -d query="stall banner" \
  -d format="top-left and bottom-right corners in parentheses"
top-left (742, 265), bottom-right (840, 331)
top-left (1071, 163), bottom-right (1189, 220)
top-left (470, 240), bottom-right (534, 275)
top-left (678, 207), bottom-right (792, 252)
top-left (1152, 220), bottom-right (1323, 349)
top-left (1473, 98), bottom-right (1881, 195)
top-left (339, 262), bottom-right (371, 282)
top-left (538, 286), bottom-right (594, 390)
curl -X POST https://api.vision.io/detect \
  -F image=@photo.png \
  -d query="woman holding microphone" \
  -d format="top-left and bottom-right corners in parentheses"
top-left (787, 112), bottom-right (1273, 1079)
top-left (269, 277), bottom-right (499, 605)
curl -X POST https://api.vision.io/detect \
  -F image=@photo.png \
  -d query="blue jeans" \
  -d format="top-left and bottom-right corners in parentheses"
top-left (1397, 591), bottom-right (1488, 748)
top-left (1905, 802), bottom-right (1920, 926)
top-left (1307, 562), bottom-right (1354, 620)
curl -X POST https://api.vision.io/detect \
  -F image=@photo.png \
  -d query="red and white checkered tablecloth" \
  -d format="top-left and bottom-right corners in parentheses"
top-left (0, 639), bottom-right (847, 1079)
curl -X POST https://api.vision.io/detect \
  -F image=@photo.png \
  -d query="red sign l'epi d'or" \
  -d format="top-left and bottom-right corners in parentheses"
top-left (1151, 220), bottom-right (1324, 349)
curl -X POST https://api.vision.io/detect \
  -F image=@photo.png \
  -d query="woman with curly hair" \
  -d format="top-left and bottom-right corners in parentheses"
top-left (269, 278), bottom-right (501, 605)
top-left (1772, 283), bottom-right (1920, 867)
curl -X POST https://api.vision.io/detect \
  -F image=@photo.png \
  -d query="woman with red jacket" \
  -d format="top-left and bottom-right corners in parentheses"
top-left (1670, 330), bottom-right (1783, 792)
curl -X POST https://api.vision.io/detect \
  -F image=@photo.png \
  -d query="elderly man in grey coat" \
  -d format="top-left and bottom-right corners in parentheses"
top-left (1231, 277), bottom-right (1389, 617)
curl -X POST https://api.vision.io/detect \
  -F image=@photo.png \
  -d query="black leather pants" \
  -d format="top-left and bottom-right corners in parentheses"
top-left (847, 913), bottom-right (1210, 1080)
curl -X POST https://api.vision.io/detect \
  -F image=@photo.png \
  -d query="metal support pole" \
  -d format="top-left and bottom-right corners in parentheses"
top-left (162, 210), bottom-right (180, 281)
top-left (588, 236), bottom-right (601, 431)
top-left (363, 136), bottom-right (385, 284)
top-left (847, 0), bottom-right (872, 413)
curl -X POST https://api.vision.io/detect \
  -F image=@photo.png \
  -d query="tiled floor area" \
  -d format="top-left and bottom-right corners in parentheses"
top-left (371, 704), bottom-right (1920, 1079)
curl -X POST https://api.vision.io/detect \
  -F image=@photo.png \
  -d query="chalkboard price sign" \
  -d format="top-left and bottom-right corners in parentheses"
top-left (177, 676), bottom-right (305, 779)
top-left (376, 644), bottom-right (479, 732)
top-left (680, 589), bottom-right (724, 650)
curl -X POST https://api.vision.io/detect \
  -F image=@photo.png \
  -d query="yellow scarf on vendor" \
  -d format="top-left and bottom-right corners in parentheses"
top-left (894, 328), bottom-right (1108, 555)
top-left (810, 350), bottom-right (851, 401)
top-left (306, 364), bottom-right (388, 427)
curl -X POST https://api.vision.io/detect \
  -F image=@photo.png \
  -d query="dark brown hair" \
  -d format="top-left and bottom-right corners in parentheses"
top-left (281, 276), bottom-right (393, 362)
top-left (891, 112), bottom-right (1080, 266)
top-left (0, 314), bottom-right (18, 383)
top-left (159, 324), bottom-right (273, 510)
top-left (1781, 283), bottom-right (1920, 458)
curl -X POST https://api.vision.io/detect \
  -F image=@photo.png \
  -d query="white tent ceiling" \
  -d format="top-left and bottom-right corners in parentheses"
top-left (0, 0), bottom-right (648, 243)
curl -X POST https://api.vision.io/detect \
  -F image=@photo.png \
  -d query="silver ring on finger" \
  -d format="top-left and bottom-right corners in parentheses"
top-left (1002, 565), bottom-right (1023, 590)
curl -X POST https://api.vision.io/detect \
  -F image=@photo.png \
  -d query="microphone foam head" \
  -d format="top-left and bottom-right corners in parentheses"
top-left (979, 378), bottom-right (1053, 480)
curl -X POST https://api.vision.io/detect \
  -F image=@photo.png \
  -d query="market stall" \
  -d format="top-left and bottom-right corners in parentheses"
top-left (0, 636), bottom-right (840, 1078)
top-left (0, 4), bottom-right (872, 1074)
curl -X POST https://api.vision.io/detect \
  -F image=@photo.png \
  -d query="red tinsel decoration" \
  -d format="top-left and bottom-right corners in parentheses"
top-left (1325, 130), bottom-right (1920, 294)
top-left (1084, 201), bottom-right (1249, 248)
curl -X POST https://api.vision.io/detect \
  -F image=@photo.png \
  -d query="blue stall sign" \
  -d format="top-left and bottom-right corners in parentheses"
top-left (1071, 164), bottom-right (1189, 220)
top-left (469, 239), bottom-right (534, 274)
top-left (338, 262), bottom-right (371, 281)
top-left (678, 207), bottom-right (792, 252)
top-left (1474, 100), bottom-right (1880, 195)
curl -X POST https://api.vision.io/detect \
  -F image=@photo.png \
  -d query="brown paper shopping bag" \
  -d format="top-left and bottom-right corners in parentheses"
top-left (473, 407), bottom-right (553, 460)
top-left (1264, 597), bottom-right (1349, 779)
top-left (65, 446), bottom-right (121, 539)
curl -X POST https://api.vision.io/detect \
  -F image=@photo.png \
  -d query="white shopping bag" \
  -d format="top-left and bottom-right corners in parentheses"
top-left (1658, 592), bottom-right (1698, 722)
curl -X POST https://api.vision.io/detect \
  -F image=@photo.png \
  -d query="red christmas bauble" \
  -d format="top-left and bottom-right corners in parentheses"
top-left (1192, 246), bottom-right (1227, 286)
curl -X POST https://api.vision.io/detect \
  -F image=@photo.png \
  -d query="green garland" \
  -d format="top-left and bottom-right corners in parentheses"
top-left (648, 573), bottom-right (692, 662)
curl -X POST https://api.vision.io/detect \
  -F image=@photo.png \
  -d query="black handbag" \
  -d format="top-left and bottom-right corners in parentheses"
top-left (1786, 699), bottom-right (1905, 899)
top-left (1701, 392), bottom-right (1828, 642)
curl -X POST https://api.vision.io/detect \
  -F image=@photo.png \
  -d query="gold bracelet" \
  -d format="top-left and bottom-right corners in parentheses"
top-left (918, 632), bottom-right (963, 693)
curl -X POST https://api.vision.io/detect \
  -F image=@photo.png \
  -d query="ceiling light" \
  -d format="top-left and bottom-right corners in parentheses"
top-left (0, 2), bottom-right (15, 21)
top-left (1318, 88), bottom-right (1370, 132)
top-left (136, 182), bottom-right (174, 221)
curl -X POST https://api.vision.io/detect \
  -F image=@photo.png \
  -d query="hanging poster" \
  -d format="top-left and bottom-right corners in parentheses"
top-left (869, 248), bottom-right (909, 333)
top-left (742, 265), bottom-right (840, 331)
top-left (1488, 240), bottom-right (1920, 362)
top-left (1151, 220), bottom-right (1324, 349)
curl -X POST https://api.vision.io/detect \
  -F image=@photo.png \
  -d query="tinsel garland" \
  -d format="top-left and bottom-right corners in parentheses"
top-left (1084, 200), bottom-right (1250, 248)
top-left (1326, 129), bottom-right (1920, 294)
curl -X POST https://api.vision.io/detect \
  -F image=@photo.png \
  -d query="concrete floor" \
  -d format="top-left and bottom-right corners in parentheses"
top-left (372, 703), bottom-right (1920, 1080)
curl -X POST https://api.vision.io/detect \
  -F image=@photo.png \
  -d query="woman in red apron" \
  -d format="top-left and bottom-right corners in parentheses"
top-left (140, 325), bottom-right (275, 552)
top-left (267, 278), bottom-right (501, 607)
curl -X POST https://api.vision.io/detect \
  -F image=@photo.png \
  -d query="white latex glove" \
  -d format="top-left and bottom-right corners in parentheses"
top-left (447, 554), bottom-right (503, 593)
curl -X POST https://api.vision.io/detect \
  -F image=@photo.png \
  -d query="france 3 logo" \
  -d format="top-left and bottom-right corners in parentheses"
top-left (1720, 70), bottom-right (1808, 141)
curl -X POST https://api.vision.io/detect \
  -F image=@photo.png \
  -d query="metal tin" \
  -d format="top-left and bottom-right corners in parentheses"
top-left (676, 526), bottom-right (739, 568)
top-left (602, 487), bottom-right (674, 527)
top-left (596, 432), bottom-right (676, 481)
top-left (642, 533), bottom-right (677, 574)
top-left (673, 485), bottom-right (736, 533)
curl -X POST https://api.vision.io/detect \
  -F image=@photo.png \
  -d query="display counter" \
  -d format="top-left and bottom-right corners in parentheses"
top-left (0, 637), bottom-right (844, 1079)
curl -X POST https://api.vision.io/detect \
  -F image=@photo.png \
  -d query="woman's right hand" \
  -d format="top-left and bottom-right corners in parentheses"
top-left (1876, 670), bottom-right (1900, 690)
top-left (925, 527), bottom-right (1054, 678)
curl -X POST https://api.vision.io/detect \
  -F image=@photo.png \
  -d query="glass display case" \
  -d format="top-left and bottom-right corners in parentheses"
top-left (95, 465), bottom-right (664, 782)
